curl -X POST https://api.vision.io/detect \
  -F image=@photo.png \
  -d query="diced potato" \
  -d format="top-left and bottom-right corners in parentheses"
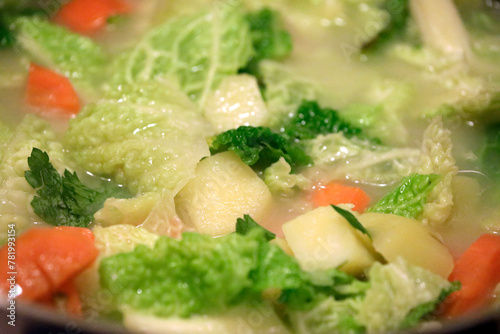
top-left (175, 151), bottom-right (272, 237)
top-left (358, 212), bottom-right (454, 278)
top-left (203, 74), bottom-right (269, 132)
top-left (282, 206), bottom-right (376, 275)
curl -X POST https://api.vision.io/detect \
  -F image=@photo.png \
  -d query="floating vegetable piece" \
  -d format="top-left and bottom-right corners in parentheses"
top-left (368, 173), bottom-right (440, 219)
top-left (358, 212), bottom-right (454, 278)
top-left (443, 233), bottom-right (500, 317)
top-left (110, 2), bottom-right (253, 106)
top-left (25, 148), bottom-right (129, 228)
top-left (210, 126), bottom-right (312, 172)
top-left (175, 151), bottom-right (272, 237)
top-left (53, 0), bottom-right (131, 35)
top-left (0, 226), bottom-right (98, 314)
top-left (25, 63), bottom-right (80, 115)
top-left (312, 183), bottom-right (371, 213)
top-left (282, 206), bottom-right (376, 275)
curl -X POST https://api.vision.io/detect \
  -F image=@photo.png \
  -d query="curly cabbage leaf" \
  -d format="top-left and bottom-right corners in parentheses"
top-left (111, 1), bottom-right (253, 107)
top-left (93, 191), bottom-right (188, 238)
top-left (74, 224), bottom-right (161, 316)
top-left (368, 173), bottom-right (440, 218)
top-left (0, 115), bottom-right (66, 241)
top-left (94, 224), bottom-right (160, 258)
top-left (290, 258), bottom-right (455, 334)
top-left (263, 158), bottom-right (310, 195)
top-left (289, 297), bottom-right (364, 334)
top-left (105, 79), bottom-right (196, 111)
top-left (356, 258), bottom-right (455, 333)
top-left (362, 0), bottom-right (411, 51)
top-left (305, 133), bottom-right (420, 185)
top-left (14, 16), bottom-right (107, 96)
top-left (99, 226), bottom-right (369, 319)
top-left (340, 79), bottom-right (413, 146)
top-left (64, 99), bottom-right (211, 195)
top-left (259, 61), bottom-right (324, 127)
top-left (210, 126), bottom-right (312, 172)
top-left (416, 117), bottom-right (458, 225)
top-left (99, 231), bottom-right (268, 318)
top-left (283, 100), bottom-right (364, 142)
top-left (241, 7), bottom-right (293, 75)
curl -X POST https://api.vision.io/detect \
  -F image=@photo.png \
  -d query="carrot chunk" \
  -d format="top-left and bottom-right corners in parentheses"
top-left (53, 0), bottom-right (131, 34)
top-left (26, 63), bottom-right (80, 116)
top-left (0, 226), bottom-right (98, 314)
top-left (311, 182), bottom-right (371, 212)
top-left (442, 233), bottom-right (500, 317)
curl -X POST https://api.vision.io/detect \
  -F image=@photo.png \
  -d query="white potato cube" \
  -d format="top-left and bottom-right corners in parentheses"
top-left (358, 212), bottom-right (454, 278)
top-left (203, 74), bottom-right (269, 132)
top-left (175, 151), bottom-right (272, 237)
top-left (282, 206), bottom-right (376, 275)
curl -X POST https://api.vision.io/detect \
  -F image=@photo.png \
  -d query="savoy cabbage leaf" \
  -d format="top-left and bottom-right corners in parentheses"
top-left (305, 133), bottom-right (421, 185)
top-left (110, 1), bottom-right (253, 107)
top-left (290, 258), bottom-right (455, 334)
top-left (416, 117), bottom-right (458, 225)
top-left (64, 99), bottom-right (211, 195)
top-left (368, 173), bottom-right (440, 218)
top-left (14, 16), bottom-right (108, 97)
top-left (209, 125), bottom-right (312, 172)
top-left (241, 7), bottom-right (293, 76)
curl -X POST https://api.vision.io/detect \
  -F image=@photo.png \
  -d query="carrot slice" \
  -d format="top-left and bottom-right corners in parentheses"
top-left (53, 0), bottom-right (131, 34)
top-left (26, 63), bottom-right (80, 116)
top-left (442, 233), bottom-right (500, 317)
top-left (311, 182), bottom-right (371, 212)
top-left (0, 226), bottom-right (98, 310)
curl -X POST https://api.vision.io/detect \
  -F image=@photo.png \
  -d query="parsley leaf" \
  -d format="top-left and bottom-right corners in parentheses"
top-left (25, 147), bottom-right (129, 227)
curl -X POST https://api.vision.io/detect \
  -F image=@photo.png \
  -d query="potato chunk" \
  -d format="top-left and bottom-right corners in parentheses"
top-left (282, 206), bottom-right (376, 275)
top-left (358, 212), bottom-right (454, 278)
top-left (175, 151), bottom-right (272, 236)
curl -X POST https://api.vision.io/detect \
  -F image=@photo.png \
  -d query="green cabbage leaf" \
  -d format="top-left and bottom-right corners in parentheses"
top-left (305, 133), bottom-right (421, 185)
top-left (368, 173), bottom-right (440, 218)
top-left (110, 1), bottom-right (253, 107)
top-left (416, 117), bottom-right (458, 225)
top-left (290, 258), bottom-right (456, 334)
top-left (14, 16), bottom-right (108, 97)
top-left (64, 98), bottom-right (210, 195)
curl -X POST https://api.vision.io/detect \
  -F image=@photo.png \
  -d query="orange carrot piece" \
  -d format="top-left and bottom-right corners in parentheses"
top-left (53, 0), bottom-right (131, 34)
top-left (442, 233), bottom-right (500, 317)
top-left (0, 227), bottom-right (98, 307)
top-left (26, 63), bottom-right (80, 116)
top-left (311, 182), bottom-right (371, 212)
